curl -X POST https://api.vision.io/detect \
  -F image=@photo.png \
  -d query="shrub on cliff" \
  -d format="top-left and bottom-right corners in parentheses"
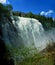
top-left (0, 3), bottom-right (12, 17)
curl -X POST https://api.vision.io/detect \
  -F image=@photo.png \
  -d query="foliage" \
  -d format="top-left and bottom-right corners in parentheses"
top-left (0, 3), bottom-right (8, 14)
top-left (6, 43), bottom-right (55, 65)
top-left (6, 4), bottom-right (13, 11)
top-left (44, 42), bottom-right (55, 65)
top-left (46, 42), bottom-right (55, 52)
top-left (35, 15), bottom-right (55, 30)
top-left (0, 3), bottom-right (13, 20)
top-left (16, 42), bottom-right (55, 65)
top-left (13, 11), bottom-right (26, 17)
top-left (25, 12), bottom-right (35, 18)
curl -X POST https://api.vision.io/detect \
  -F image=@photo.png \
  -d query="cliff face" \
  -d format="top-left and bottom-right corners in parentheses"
top-left (0, 15), bottom-right (15, 65)
top-left (0, 16), bottom-right (22, 65)
top-left (0, 16), bottom-right (23, 46)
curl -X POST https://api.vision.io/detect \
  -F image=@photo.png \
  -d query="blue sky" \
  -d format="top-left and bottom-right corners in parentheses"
top-left (0, 0), bottom-right (55, 18)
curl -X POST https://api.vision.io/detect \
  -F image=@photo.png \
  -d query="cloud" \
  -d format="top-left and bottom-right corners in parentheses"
top-left (0, 0), bottom-right (10, 4)
top-left (0, 0), bottom-right (6, 4)
top-left (40, 10), bottom-right (54, 16)
top-left (40, 11), bottom-right (45, 15)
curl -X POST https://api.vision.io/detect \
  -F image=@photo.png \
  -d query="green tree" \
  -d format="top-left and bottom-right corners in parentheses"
top-left (26, 12), bottom-right (34, 18)
top-left (6, 4), bottom-right (13, 11)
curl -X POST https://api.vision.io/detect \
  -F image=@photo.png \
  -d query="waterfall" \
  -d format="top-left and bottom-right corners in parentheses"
top-left (1, 16), bottom-right (50, 50)
top-left (12, 16), bottom-right (45, 48)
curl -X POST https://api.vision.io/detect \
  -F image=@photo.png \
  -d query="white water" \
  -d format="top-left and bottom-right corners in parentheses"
top-left (2, 16), bottom-right (54, 49)
top-left (13, 16), bottom-right (46, 48)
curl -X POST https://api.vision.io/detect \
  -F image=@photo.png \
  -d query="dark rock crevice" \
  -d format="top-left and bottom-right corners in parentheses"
top-left (0, 39), bottom-right (14, 65)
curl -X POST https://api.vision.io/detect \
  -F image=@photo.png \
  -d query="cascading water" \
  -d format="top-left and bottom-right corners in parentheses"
top-left (1, 16), bottom-right (50, 51)
top-left (13, 16), bottom-right (45, 48)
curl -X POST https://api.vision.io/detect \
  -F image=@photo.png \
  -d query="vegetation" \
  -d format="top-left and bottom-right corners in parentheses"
top-left (5, 42), bottom-right (55, 65)
top-left (45, 42), bottom-right (55, 65)
top-left (34, 15), bottom-right (55, 30)
top-left (0, 3), bottom-right (13, 21)
top-left (46, 42), bottom-right (55, 52)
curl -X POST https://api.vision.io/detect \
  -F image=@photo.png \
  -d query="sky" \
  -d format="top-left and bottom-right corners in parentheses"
top-left (0, 0), bottom-right (55, 18)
